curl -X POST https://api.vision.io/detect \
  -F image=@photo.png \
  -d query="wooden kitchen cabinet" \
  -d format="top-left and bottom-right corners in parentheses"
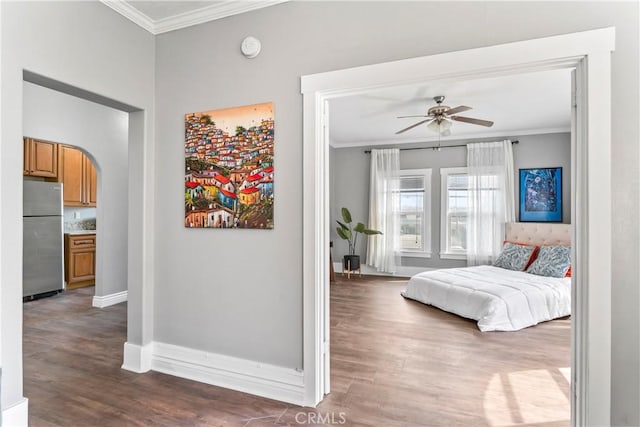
top-left (86, 155), bottom-right (98, 206)
top-left (59, 145), bottom-right (97, 207)
top-left (64, 233), bottom-right (96, 289)
top-left (23, 138), bottom-right (59, 178)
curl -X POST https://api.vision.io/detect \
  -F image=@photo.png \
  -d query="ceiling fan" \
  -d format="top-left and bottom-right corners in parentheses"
top-left (396, 95), bottom-right (494, 136)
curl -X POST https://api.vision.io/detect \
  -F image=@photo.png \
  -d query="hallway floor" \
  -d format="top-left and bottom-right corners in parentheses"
top-left (24, 277), bottom-right (570, 426)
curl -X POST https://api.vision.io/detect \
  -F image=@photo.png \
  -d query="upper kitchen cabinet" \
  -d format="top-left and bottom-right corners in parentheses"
top-left (87, 155), bottom-right (97, 206)
top-left (23, 138), bottom-right (58, 178)
top-left (58, 145), bottom-right (97, 207)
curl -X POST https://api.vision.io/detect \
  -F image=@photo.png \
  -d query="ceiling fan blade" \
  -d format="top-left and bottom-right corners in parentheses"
top-left (397, 115), bottom-right (429, 119)
top-left (395, 119), bottom-right (432, 134)
top-left (451, 116), bottom-right (494, 127)
top-left (444, 105), bottom-right (471, 116)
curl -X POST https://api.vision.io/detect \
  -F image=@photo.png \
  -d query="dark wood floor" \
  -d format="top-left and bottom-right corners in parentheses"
top-left (24, 277), bottom-right (570, 426)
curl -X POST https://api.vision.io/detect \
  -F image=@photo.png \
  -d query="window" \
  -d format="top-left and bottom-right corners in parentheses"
top-left (440, 167), bottom-right (501, 259)
top-left (440, 167), bottom-right (469, 259)
top-left (397, 169), bottom-right (431, 257)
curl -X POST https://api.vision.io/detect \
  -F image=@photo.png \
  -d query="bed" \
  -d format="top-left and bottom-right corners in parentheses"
top-left (401, 222), bottom-right (571, 331)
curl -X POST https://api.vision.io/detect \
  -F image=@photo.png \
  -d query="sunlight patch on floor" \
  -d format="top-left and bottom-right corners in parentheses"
top-left (558, 367), bottom-right (571, 384)
top-left (483, 368), bottom-right (570, 426)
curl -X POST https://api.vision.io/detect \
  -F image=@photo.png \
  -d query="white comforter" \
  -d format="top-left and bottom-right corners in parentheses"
top-left (401, 265), bottom-right (571, 331)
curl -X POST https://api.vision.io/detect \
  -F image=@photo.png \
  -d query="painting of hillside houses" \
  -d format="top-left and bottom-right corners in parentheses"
top-left (185, 102), bottom-right (274, 229)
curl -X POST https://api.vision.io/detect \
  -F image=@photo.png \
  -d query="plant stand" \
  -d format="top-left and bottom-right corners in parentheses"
top-left (342, 256), bottom-right (361, 279)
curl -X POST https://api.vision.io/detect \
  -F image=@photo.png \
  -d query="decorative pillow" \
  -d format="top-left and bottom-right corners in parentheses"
top-left (493, 242), bottom-right (537, 271)
top-left (504, 240), bottom-right (540, 270)
top-left (526, 245), bottom-right (571, 278)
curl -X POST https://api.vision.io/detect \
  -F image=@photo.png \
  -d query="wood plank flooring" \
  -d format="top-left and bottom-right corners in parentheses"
top-left (23, 277), bottom-right (570, 426)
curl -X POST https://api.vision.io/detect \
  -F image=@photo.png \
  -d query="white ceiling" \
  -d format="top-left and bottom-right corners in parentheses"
top-left (100, 0), bottom-right (289, 34)
top-left (329, 68), bottom-right (572, 148)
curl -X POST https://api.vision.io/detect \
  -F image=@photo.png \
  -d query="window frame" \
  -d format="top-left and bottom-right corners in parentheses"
top-left (440, 167), bottom-right (468, 260)
top-left (396, 168), bottom-right (432, 258)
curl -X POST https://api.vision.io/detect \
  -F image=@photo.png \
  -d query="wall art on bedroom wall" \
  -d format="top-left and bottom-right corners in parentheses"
top-left (519, 167), bottom-right (562, 222)
top-left (184, 102), bottom-right (274, 229)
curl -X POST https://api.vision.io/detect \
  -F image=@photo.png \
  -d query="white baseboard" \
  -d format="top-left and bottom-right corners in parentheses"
top-left (333, 262), bottom-right (433, 278)
top-left (92, 290), bottom-right (128, 308)
top-left (121, 341), bottom-right (152, 373)
top-left (2, 398), bottom-right (29, 427)
top-left (151, 342), bottom-right (305, 406)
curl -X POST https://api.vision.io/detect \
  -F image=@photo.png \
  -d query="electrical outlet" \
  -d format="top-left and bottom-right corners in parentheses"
top-left (74, 211), bottom-right (81, 219)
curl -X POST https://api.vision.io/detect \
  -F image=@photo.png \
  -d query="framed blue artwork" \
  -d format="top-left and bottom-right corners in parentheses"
top-left (519, 167), bottom-right (562, 222)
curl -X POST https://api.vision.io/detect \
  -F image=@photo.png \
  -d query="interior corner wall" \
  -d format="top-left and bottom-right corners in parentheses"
top-left (22, 81), bottom-right (129, 298)
top-left (1, 0), bottom-right (155, 412)
top-left (155, 3), bottom-right (638, 421)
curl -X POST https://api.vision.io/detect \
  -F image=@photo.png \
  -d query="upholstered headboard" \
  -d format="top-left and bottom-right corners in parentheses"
top-left (505, 222), bottom-right (571, 246)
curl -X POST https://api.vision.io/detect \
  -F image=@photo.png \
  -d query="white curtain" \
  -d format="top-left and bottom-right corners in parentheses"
top-left (466, 140), bottom-right (515, 266)
top-left (366, 148), bottom-right (400, 273)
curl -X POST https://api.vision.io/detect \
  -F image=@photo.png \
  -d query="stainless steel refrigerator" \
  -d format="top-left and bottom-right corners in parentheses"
top-left (23, 180), bottom-right (64, 298)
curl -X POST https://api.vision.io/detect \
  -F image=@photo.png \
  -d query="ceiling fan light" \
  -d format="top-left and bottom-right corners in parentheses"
top-left (427, 118), bottom-right (452, 134)
top-left (427, 119), bottom-right (440, 133)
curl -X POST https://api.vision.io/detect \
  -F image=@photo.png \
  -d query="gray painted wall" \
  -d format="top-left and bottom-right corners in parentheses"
top-left (330, 133), bottom-right (571, 269)
top-left (514, 134), bottom-right (571, 224)
top-left (1, 0), bottom-right (155, 412)
top-left (155, 2), bottom-right (638, 424)
top-left (23, 81), bottom-right (129, 298)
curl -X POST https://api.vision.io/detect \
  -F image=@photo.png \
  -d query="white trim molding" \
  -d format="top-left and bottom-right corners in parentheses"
top-left (332, 262), bottom-right (433, 278)
top-left (100, 1), bottom-right (155, 33)
top-left (302, 27), bottom-right (615, 425)
top-left (121, 341), bottom-right (153, 373)
top-left (100, 1), bottom-right (290, 35)
top-left (92, 290), bottom-right (128, 308)
top-left (330, 126), bottom-right (571, 149)
top-left (151, 342), bottom-right (305, 406)
top-left (2, 398), bottom-right (29, 427)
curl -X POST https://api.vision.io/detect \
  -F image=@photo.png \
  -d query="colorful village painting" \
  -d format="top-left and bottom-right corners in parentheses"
top-left (185, 102), bottom-right (274, 229)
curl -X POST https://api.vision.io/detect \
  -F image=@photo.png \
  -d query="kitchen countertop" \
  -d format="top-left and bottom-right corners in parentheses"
top-left (66, 230), bottom-right (97, 235)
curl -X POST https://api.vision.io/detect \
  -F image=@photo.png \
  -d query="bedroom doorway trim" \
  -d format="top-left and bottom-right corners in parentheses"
top-left (301, 27), bottom-right (614, 425)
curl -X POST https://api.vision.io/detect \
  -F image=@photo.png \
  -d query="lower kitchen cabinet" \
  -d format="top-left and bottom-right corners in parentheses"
top-left (64, 233), bottom-right (96, 289)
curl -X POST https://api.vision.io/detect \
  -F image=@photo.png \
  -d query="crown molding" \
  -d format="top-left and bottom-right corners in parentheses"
top-left (330, 126), bottom-right (571, 148)
top-left (101, 1), bottom-right (156, 34)
top-left (101, 1), bottom-right (290, 35)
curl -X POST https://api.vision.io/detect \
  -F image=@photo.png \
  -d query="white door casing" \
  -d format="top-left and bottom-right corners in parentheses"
top-left (301, 27), bottom-right (614, 426)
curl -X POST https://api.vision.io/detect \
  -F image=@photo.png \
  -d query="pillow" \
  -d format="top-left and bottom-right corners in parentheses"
top-left (504, 240), bottom-right (540, 270)
top-left (566, 265), bottom-right (572, 277)
top-left (493, 242), bottom-right (538, 271)
top-left (526, 245), bottom-right (571, 278)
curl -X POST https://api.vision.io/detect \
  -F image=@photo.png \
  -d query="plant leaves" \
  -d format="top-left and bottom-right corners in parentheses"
top-left (363, 229), bottom-right (383, 235)
top-left (341, 207), bottom-right (352, 224)
top-left (336, 227), bottom-right (351, 240)
top-left (353, 222), bottom-right (365, 233)
top-left (336, 220), bottom-right (349, 230)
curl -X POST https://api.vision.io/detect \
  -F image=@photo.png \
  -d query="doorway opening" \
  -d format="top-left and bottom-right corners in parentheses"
top-left (302, 28), bottom-right (614, 425)
top-left (325, 68), bottom-right (573, 425)
top-left (20, 73), bottom-right (144, 420)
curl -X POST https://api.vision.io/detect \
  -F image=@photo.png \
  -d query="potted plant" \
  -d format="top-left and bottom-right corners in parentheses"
top-left (335, 207), bottom-right (382, 272)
